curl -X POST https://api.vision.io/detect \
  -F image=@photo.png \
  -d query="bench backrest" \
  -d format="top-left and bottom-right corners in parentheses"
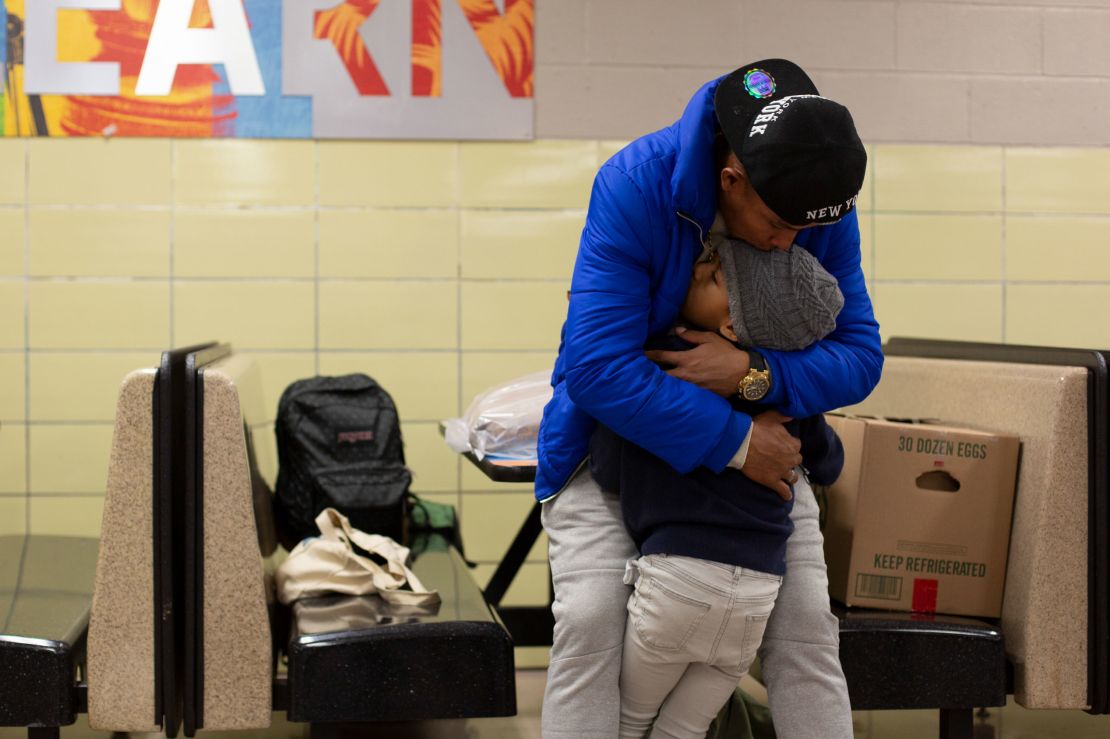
top-left (193, 354), bottom-right (273, 730)
top-left (87, 369), bottom-right (160, 732)
top-left (88, 348), bottom-right (275, 733)
top-left (846, 354), bottom-right (1091, 710)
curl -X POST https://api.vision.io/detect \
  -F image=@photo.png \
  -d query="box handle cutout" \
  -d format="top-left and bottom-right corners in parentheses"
top-left (916, 470), bottom-right (960, 492)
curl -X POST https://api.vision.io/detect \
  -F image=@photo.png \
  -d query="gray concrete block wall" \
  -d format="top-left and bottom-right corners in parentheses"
top-left (534, 0), bottom-right (1110, 146)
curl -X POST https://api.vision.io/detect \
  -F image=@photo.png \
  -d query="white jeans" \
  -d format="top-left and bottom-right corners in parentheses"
top-left (619, 554), bottom-right (781, 739)
top-left (541, 465), bottom-right (852, 739)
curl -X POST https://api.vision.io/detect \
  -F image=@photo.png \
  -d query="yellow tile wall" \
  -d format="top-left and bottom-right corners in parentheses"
top-left (873, 283), bottom-right (1004, 342)
top-left (29, 139), bottom-right (171, 206)
top-left (175, 211), bottom-right (315, 278)
top-left (0, 283), bottom-right (24, 349)
top-left (1007, 285), bottom-right (1110, 348)
top-left (0, 141), bottom-right (25, 205)
top-left (29, 352), bottom-right (154, 421)
top-left (319, 281), bottom-right (458, 350)
top-left (29, 282), bottom-right (169, 349)
top-left (29, 209), bottom-right (170, 278)
top-left (174, 281), bottom-right (315, 350)
top-left (319, 210), bottom-right (458, 279)
top-left (30, 497), bottom-right (104, 537)
top-left (317, 352), bottom-right (459, 421)
top-left (319, 142), bottom-right (458, 208)
top-left (460, 141), bottom-right (597, 209)
top-left (0, 210), bottom-right (25, 276)
top-left (0, 354), bottom-right (24, 422)
top-left (1007, 217), bottom-right (1110, 282)
top-left (402, 423), bottom-right (460, 493)
top-left (4, 138), bottom-right (1107, 577)
top-left (0, 427), bottom-right (26, 494)
top-left (174, 141), bottom-right (314, 207)
top-left (29, 425), bottom-right (114, 494)
top-left (874, 145), bottom-right (1002, 212)
top-left (1006, 148), bottom-right (1110, 215)
top-left (460, 210), bottom-right (583, 279)
top-left (0, 497), bottom-right (27, 536)
top-left (461, 282), bottom-right (568, 350)
top-left (460, 352), bottom-right (558, 404)
top-left (238, 352), bottom-right (318, 424)
top-left (874, 215), bottom-right (1002, 281)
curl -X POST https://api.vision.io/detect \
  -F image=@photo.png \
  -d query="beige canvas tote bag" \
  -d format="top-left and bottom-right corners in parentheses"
top-left (276, 507), bottom-right (440, 607)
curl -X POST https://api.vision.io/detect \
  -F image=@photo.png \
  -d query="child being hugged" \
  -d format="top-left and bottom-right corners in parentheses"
top-left (589, 237), bottom-right (847, 739)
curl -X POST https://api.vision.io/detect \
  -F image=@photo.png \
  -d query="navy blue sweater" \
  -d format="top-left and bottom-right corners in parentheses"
top-left (589, 335), bottom-right (845, 576)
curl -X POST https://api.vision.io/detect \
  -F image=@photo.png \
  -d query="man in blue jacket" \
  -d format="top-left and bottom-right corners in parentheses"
top-left (536, 59), bottom-right (882, 739)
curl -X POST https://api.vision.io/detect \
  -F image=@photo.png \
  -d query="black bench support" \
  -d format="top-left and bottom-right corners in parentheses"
top-left (939, 708), bottom-right (972, 739)
top-left (485, 500), bottom-right (542, 607)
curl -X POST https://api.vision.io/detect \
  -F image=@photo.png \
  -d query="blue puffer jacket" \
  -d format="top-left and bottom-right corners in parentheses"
top-left (534, 74), bottom-right (883, 501)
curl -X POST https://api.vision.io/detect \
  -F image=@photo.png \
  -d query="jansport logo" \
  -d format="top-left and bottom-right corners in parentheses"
top-left (337, 430), bottom-right (375, 445)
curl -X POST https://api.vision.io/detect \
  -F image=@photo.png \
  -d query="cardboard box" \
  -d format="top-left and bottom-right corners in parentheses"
top-left (823, 415), bottom-right (1021, 618)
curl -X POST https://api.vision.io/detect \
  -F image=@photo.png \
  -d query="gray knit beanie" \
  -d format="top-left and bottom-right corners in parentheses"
top-left (716, 239), bottom-right (844, 351)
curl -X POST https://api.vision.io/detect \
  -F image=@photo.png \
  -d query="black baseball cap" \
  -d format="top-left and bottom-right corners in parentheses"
top-left (714, 59), bottom-right (867, 227)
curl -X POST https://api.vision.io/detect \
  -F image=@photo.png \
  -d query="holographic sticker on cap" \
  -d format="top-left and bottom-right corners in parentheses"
top-left (743, 68), bottom-right (776, 99)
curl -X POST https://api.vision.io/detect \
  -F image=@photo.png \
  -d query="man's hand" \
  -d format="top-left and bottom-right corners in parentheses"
top-left (644, 328), bottom-right (750, 397)
top-left (741, 411), bottom-right (802, 501)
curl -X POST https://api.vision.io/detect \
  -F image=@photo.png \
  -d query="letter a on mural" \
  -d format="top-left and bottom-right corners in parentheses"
top-left (0, 0), bottom-right (534, 138)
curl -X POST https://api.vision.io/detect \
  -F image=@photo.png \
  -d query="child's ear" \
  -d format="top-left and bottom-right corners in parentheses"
top-left (719, 321), bottom-right (738, 343)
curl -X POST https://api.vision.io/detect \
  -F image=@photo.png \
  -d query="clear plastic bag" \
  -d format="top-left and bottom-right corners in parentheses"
top-left (444, 370), bottom-right (553, 461)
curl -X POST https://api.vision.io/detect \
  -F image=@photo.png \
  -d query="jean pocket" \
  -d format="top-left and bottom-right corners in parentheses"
top-left (737, 611), bottom-right (772, 674)
top-left (724, 577), bottom-right (779, 672)
top-left (632, 575), bottom-right (710, 652)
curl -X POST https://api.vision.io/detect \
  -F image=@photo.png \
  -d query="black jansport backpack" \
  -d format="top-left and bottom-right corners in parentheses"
top-left (274, 374), bottom-right (411, 546)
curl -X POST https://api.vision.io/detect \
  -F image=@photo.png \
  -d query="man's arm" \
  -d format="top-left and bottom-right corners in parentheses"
top-left (758, 211), bottom-right (883, 417)
top-left (649, 211), bottom-right (882, 417)
top-left (562, 164), bottom-right (751, 475)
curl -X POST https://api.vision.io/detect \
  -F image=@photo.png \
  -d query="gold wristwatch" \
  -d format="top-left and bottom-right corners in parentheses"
top-left (737, 350), bottom-right (771, 402)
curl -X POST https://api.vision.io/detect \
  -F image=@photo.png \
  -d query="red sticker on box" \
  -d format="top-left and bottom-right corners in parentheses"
top-left (912, 578), bottom-right (938, 613)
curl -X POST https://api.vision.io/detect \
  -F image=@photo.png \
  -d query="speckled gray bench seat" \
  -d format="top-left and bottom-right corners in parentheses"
top-left (280, 536), bottom-right (516, 723)
top-left (0, 535), bottom-right (98, 737)
top-left (193, 351), bottom-right (515, 728)
top-left (836, 606), bottom-right (1006, 711)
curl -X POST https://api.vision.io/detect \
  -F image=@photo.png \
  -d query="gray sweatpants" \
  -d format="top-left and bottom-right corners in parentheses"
top-left (540, 465), bottom-right (853, 739)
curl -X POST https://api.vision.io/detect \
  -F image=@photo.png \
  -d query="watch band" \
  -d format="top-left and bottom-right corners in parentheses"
top-left (748, 349), bottom-right (767, 374)
top-left (737, 349), bottom-right (772, 401)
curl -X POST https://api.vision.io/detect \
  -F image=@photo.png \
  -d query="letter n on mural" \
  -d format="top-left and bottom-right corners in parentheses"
top-left (0, 0), bottom-right (534, 138)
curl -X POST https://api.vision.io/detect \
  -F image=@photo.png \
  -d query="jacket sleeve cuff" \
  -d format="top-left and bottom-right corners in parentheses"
top-left (760, 348), bottom-right (788, 407)
top-left (703, 411), bottom-right (753, 473)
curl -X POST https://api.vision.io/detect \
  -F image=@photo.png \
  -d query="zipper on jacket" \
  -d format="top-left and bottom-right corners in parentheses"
top-left (676, 210), bottom-right (714, 258)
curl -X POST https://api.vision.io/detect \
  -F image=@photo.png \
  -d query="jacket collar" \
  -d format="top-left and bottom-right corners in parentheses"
top-left (671, 74), bottom-right (727, 233)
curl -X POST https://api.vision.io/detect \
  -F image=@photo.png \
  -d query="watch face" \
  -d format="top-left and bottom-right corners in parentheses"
top-left (743, 376), bottom-right (770, 401)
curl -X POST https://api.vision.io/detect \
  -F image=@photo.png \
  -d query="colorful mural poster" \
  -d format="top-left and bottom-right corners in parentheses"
top-left (1, 0), bottom-right (533, 139)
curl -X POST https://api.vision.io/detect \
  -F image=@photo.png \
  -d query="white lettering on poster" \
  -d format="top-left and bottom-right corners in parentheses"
top-left (24, 0), bottom-right (122, 95)
top-left (135, 0), bottom-right (265, 96)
